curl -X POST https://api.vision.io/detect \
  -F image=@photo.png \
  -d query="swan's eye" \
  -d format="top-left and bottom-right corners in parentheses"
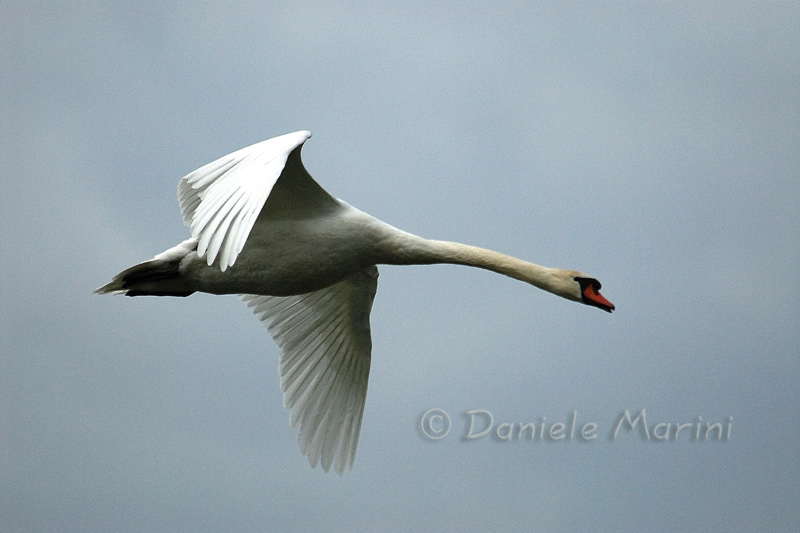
top-left (573, 276), bottom-right (600, 290)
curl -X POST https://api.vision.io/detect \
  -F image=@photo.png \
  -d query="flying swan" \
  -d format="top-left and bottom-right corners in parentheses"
top-left (97, 131), bottom-right (614, 474)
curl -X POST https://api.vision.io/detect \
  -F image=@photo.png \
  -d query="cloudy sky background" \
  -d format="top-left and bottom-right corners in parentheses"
top-left (2, 2), bottom-right (798, 531)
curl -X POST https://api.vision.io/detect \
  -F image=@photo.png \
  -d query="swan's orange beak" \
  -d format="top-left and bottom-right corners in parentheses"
top-left (582, 284), bottom-right (615, 313)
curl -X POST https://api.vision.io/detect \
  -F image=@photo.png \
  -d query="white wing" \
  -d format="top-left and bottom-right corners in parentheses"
top-left (177, 130), bottom-right (312, 271)
top-left (240, 266), bottom-right (379, 475)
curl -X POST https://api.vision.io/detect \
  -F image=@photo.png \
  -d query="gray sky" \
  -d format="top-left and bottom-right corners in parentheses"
top-left (2, 2), bottom-right (798, 531)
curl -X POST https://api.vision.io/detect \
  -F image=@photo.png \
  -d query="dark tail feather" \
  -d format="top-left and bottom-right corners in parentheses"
top-left (95, 258), bottom-right (194, 297)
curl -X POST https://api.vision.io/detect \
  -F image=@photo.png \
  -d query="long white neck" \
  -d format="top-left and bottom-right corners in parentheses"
top-left (374, 224), bottom-right (573, 300)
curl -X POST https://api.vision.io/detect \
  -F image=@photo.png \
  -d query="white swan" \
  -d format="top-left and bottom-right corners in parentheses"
top-left (97, 131), bottom-right (614, 474)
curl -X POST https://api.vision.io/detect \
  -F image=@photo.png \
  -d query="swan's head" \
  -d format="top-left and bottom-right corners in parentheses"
top-left (548, 270), bottom-right (615, 313)
top-left (572, 275), bottom-right (615, 313)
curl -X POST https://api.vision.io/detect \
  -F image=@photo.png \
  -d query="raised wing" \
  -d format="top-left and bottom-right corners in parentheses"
top-left (177, 130), bottom-right (312, 271)
top-left (240, 266), bottom-right (379, 475)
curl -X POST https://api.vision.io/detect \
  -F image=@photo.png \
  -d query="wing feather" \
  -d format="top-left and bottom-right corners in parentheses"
top-left (177, 130), bottom-right (312, 271)
top-left (240, 266), bottom-right (378, 475)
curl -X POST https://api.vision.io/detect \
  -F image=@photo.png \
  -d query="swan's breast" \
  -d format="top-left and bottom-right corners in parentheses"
top-left (183, 207), bottom-right (390, 296)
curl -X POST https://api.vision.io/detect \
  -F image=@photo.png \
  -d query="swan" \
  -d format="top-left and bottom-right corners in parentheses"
top-left (97, 130), bottom-right (614, 474)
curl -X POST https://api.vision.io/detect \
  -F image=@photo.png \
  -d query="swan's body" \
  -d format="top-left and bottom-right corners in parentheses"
top-left (97, 131), bottom-right (614, 474)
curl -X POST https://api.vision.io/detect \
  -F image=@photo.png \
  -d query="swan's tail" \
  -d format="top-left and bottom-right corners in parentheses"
top-left (96, 239), bottom-right (197, 297)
